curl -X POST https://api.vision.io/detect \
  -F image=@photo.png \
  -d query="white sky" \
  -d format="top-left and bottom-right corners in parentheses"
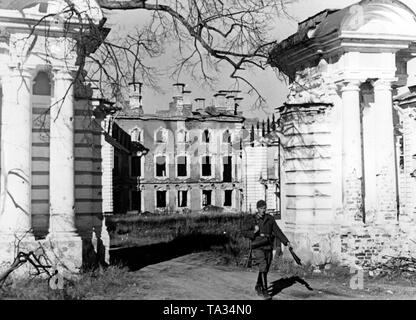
top-left (102, 0), bottom-right (365, 119)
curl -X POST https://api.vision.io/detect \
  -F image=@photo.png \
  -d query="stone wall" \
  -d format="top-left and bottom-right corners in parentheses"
top-left (339, 225), bottom-right (416, 267)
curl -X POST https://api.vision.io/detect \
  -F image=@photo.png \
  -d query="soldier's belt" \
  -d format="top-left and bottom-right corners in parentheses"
top-left (251, 237), bottom-right (271, 249)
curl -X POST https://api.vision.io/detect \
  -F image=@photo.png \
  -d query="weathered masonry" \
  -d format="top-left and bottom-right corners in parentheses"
top-left (0, 1), bottom-right (110, 275)
top-left (269, 0), bottom-right (416, 266)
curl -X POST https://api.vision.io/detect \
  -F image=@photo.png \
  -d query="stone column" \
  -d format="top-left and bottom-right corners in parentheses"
top-left (373, 80), bottom-right (397, 223)
top-left (101, 116), bottom-right (114, 214)
top-left (0, 67), bottom-right (33, 237)
top-left (329, 83), bottom-right (343, 221)
top-left (48, 68), bottom-right (77, 238)
top-left (341, 80), bottom-right (363, 224)
top-left (401, 107), bottom-right (416, 225)
top-left (361, 84), bottom-right (377, 224)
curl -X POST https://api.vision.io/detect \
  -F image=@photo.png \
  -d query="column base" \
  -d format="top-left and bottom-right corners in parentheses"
top-left (0, 232), bottom-right (83, 282)
top-left (44, 232), bottom-right (83, 277)
top-left (282, 223), bottom-right (342, 267)
top-left (0, 233), bottom-right (42, 280)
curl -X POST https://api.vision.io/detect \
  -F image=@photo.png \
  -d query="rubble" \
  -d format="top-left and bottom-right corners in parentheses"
top-left (366, 256), bottom-right (416, 278)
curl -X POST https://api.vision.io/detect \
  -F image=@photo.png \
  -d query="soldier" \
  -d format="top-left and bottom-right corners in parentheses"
top-left (242, 200), bottom-right (291, 299)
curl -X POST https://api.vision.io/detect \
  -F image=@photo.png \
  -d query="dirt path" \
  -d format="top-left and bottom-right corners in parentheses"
top-left (104, 252), bottom-right (416, 300)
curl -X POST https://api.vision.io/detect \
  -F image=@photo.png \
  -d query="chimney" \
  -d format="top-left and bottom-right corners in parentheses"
top-left (194, 98), bottom-right (206, 111)
top-left (234, 97), bottom-right (243, 115)
top-left (183, 90), bottom-right (192, 105)
top-left (226, 95), bottom-right (235, 112)
top-left (129, 81), bottom-right (144, 115)
top-left (176, 98), bottom-right (184, 114)
top-left (214, 92), bottom-right (227, 108)
top-left (173, 83), bottom-right (185, 101)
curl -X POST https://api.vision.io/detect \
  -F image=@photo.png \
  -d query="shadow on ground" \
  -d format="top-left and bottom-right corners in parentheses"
top-left (110, 234), bottom-right (229, 271)
top-left (268, 276), bottom-right (314, 297)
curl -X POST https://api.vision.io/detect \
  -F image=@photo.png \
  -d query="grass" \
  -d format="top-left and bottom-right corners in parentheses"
top-left (106, 212), bottom-right (249, 259)
top-left (0, 266), bottom-right (133, 300)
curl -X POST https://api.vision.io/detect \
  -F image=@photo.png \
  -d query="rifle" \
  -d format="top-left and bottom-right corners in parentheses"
top-left (289, 247), bottom-right (302, 266)
top-left (243, 241), bottom-right (253, 268)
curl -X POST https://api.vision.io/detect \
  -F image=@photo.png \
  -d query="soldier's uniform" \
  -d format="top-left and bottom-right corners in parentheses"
top-left (242, 213), bottom-right (289, 271)
top-left (241, 202), bottom-right (289, 298)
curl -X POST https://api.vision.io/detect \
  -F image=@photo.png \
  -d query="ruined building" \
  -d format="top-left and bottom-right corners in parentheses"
top-left (105, 83), bottom-right (246, 214)
top-left (243, 117), bottom-right (281, 215)
top-left (268, 0), bottom-right (416, 266)
top-left (0, 1), bottom-right (111, 274)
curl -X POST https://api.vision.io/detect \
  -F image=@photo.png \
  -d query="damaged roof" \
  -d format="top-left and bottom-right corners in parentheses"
top-left (269, 0), bottom-right (416, 78)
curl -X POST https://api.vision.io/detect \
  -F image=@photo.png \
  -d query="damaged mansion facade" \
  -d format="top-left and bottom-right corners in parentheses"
top-left (0, 1), bottom-right (110, 274)
top-left (269, 0), bottom-right (416, 266)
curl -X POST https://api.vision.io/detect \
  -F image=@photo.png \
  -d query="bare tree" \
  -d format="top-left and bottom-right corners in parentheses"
top-left (6, 0), bottom-right (296, 109)
top-left (53, 0), bottom-right (294, 108)
top-left (97, 0), bottom-right (295, 106)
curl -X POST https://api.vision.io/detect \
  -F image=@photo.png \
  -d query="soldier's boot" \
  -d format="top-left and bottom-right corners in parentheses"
top-left (255, 273), bottom-right (263, 296)
top-left (261, 272), bottom-right (272, 300)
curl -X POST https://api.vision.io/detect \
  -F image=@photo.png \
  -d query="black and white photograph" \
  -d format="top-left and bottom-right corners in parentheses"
top-left (0, 0), bottom-right (415, 310)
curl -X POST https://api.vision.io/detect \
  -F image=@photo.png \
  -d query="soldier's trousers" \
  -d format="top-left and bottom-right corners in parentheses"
top-left (253, 248), bottom-right (273, 273)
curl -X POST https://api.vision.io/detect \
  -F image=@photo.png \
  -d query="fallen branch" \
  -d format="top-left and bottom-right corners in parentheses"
top-left (0, 253), bottom-right (28, 287)
top-left (0, 251), bottom-right (53, 288)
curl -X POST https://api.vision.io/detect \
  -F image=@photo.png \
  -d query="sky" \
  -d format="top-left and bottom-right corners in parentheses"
top-left (102, 0), bottom-right (360, 119)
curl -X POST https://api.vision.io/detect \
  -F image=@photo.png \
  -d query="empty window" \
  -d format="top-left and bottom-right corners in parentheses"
top-left (223, 156), bottom-right (232, 182)
top-left (398, 136), bottom-right (404, 172)
top-left (113, 190), bottom-right (122, 213)
top-left (202, 156), bottom-right (212, 177)
top-left (113, 155), bottom-right (120, 177)
top-left (202, 129), bottom-right (210, 143)
top-left (178, 190), bottom-right (188, 207)
top-left (224, 190), bottom-right (233, 207)
top-left (130, 128), bottom-right (143, 142)
top-left (223, 130), bottom-right (232, 144)
top-left (177, 156), bottom-right (187, 177)
top-left (177, 130), bottom-right (188, 143)
top-left (131, 190), bottom-right (140, 211)
top-left (202, 190), bottom-right (212, 207)
top-left (131, 156), bottom-right (141, 177)
top-left (156, 191), bottom-right (167, 208)
top-left (156, 156), bottom-right (167, 177)
top-left (33, 71), bottom-right (51, 96)
top-left (156, 129), bottom-right (167, 143)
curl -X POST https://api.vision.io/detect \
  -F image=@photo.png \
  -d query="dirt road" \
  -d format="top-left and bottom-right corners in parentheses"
top-left (105, 252), bottom-right (416, 300)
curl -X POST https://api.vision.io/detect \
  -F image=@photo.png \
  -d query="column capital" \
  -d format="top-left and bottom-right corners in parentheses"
top-left (373, 79), bottom-right (396, 91)
top-left (340, 80), bottom-right (362, 92)
top-left (52, 67), bottom-right (76, 81)
top-left (7, 65), bottom-right (33, 79)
